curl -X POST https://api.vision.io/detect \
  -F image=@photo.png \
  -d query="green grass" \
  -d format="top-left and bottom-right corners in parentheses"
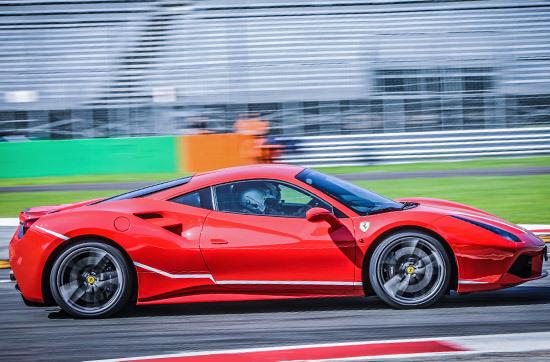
top-left (316, 156), bottom-right (550, 174)
top-left (1, 156), bottom-right (549, 187)
top-left (354, 175), bottom-right (550, 224)
top-left (0, 175), bottom-right (548, 223)
top-left (0, 190), bottom-right (124, 217)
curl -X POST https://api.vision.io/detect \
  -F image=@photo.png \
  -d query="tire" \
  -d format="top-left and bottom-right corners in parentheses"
top-left (368, 231), bottom-right (451, 309)
top-left (49, 240), bottom-right (134, 318)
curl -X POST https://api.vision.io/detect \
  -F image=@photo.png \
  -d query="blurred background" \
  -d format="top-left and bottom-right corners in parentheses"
top-left (1, 2), bottom-right (550, 361)
top-left (0, 0), bottom-right (549, 223)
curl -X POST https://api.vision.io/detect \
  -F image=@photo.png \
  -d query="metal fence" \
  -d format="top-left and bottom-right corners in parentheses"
top-left (276, 126), bottom-right (550, 167)
top-left (1, 0), bottom-right (550, 140)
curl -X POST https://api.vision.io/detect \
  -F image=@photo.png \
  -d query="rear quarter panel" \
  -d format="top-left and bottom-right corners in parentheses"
top-left (13, 199), bottom-right (213, 302)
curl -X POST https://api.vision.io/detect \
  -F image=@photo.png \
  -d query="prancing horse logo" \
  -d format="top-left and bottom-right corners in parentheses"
top-left (359, 221), bottom-right (370, 232)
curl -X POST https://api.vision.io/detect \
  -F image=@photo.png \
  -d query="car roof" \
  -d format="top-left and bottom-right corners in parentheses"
top-left (150, 164), bottom-right (306, 200)
top-left (194, 164), bottom-right (305, 182)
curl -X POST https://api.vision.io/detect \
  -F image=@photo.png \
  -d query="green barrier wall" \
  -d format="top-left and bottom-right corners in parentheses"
top-left (0, 136), bottom-right (178, 178)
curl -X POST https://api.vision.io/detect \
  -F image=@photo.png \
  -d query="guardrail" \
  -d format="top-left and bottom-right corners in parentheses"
top-left (275, 127), bottom-right (550, 168)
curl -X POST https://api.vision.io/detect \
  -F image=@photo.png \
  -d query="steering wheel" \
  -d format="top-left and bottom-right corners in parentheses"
top-left (307, 198), bottom-right (323, 208)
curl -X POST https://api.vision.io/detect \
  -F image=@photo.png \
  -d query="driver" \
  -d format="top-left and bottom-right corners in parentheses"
top-left (236, 182), bottom-right (282, 215)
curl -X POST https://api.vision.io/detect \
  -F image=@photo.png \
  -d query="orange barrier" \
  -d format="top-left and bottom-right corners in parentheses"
top-left (179, 133), bottom-right (258, 173)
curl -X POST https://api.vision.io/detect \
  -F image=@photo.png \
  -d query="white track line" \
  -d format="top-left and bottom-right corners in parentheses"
top-left (522, 224), bottom-right (550, 230)
top-left (87, 331), bottom-right (550, 362)
top-left (0, 218), bottom-right (18, 227)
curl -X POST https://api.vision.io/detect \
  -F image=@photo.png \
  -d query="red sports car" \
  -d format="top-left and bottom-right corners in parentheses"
top-left (9, 165), bottom-right (547, 318)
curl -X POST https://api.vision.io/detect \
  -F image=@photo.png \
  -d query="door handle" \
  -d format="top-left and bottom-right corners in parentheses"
top-left (211, 238), bottom-right (228, 244)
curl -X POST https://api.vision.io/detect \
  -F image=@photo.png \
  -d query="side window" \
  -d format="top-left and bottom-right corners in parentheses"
top-left (214, 180), bottom-right (332, 218)
top-left (215, 183), bottom-right (242, 213)
top-left (170, 187), bottom-right (213, 210)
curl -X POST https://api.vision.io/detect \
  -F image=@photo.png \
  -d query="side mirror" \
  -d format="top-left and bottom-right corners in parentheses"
top-left (306, 207), bottom-right (342, 228)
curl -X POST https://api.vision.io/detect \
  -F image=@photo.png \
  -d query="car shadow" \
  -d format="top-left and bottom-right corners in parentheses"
top-left (48, 285), bottom-right (550, 319)
top-left (436, 285), bottom-right (550, 309)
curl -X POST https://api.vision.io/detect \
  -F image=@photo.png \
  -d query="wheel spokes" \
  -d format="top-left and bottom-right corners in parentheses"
top-left (90, 252), bottom-right (108, 269)
top-left (97, 271), bottom-right (118, 281)
top-left (409, 238), bottom-right (420, 256)
top-left (415, 254), bottom-right (433, 269)
top-left (378, 237), bottom-right (446, 305)
top-left (60, 280), bottom-right (87, 303)
top-left (383, 274), bottom-right (411, 296)
top-left (57, 247), bottom-right (123, 313)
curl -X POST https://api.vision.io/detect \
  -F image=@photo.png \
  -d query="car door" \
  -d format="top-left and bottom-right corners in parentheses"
top-left (199, 179), bottom-right (358, 292)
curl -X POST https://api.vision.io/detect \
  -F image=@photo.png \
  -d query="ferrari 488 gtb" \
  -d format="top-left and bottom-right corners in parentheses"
top-left (9, 165), bottom-right (547, 318)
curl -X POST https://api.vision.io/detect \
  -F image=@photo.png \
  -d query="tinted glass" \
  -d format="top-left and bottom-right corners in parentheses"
top-left (170, 187), bottom-right (213, 210)
top-left (214, 180), bottom-right (332, 218)
top-left (296, 169), bottom-right (402, 215)
top-left (98, 177), bottom-right (192, 203)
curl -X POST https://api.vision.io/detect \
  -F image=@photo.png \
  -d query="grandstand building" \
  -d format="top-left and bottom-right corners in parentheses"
top-left (1, 0), bottom-right (550, 139)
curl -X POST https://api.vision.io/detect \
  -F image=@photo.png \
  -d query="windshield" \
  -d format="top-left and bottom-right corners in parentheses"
top-left (296, 169), bottom-right (403, 215)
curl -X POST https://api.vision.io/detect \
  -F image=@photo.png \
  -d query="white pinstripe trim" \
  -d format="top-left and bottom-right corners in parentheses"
top-left (133, 262), bottom-right (359, 286)
top-left (133, 262), bottom-right (215, 282)
top-left (458, 279), bottom-right (489, 285)
top-left (217, 280), bottom-right (361, 286)
top-left (34, 226), bottom-right (69, 241)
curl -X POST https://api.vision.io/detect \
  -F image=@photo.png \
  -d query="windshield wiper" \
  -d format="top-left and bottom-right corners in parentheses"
top-left (401, 201), bottom-right (419, 210)
top-left (368, 205), bottom-right (404, 215)
top-left (368, 201), bottom-right (418, 215)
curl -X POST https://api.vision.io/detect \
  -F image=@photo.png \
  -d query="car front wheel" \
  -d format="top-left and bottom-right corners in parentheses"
top-left (49, 240), bottom-right (133, 318)
top-left (369, 231), bottom-right (451, 309)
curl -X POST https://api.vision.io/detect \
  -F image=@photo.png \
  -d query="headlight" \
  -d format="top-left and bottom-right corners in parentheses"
top-left (452, 215), bottom-right (521, 243)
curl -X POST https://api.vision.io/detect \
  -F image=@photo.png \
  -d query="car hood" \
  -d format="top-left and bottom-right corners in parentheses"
top-left (396, 197), bottom-right (527, 234)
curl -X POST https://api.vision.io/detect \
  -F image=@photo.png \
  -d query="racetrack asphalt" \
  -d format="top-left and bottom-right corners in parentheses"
top-left (1, 263), bottom-right (550, 361)
top-left (1, 166), bottom-right (549, 193)
top-left (1, 166), bottom-right (550, 361)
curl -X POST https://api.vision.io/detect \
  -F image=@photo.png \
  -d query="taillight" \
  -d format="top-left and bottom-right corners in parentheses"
top-left (17, 218), bottom-right (38, 239)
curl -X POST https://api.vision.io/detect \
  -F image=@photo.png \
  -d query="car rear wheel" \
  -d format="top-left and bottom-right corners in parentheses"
top-left (50, 241), bottom-right (133, 318)
top-left (369, 231), bottom-right (451, 309)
